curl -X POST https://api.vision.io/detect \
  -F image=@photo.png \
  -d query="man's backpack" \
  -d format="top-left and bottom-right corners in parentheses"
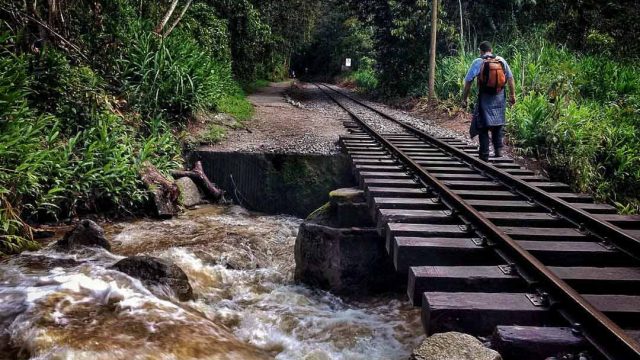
top-left (478, 55), bottom-right (506, 95)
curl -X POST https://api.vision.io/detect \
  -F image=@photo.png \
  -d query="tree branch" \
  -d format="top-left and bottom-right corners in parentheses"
top-left (20, 10), bottom-right (88, 60)
top-left (155, 0), bottom-right (179, 34)
top-left (171, 161), bottom-right (223, 200)
top-left (163, 0), bottom-right (193, 37)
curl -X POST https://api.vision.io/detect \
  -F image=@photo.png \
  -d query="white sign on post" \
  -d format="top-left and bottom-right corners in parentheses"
top-left (345, 58), bottom-right (352, 67)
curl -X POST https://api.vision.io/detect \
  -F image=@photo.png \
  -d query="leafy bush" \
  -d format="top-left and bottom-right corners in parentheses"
top-left (344, 57), bottom-right (379, 93)
top-left (0, 49), bottom-right (56, 253)
top-left (349, 68), bottom-right (379, 92)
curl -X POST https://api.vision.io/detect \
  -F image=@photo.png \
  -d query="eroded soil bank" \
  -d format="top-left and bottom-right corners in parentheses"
top-left (0, 205), bottom-right (423, 359)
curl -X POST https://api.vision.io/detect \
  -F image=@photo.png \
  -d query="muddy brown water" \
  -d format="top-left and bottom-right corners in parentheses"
top-left (0, 205), bottom-right (423, 359)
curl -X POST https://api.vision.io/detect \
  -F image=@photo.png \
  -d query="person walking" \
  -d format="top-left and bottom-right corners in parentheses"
top-left (461, 41), bottom-right (516, 161)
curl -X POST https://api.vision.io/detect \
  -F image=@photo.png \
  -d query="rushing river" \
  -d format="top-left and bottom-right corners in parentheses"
top-left (0, 205), bottom-right (423, 360)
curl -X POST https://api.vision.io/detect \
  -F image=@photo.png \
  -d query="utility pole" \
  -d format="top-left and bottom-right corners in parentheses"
top-left (428, 0), bottom-right (438, 100)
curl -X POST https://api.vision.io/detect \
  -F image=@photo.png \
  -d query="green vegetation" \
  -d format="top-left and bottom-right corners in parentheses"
top-left (217, 95), bottom-right (255, 121)
top-left (0, 39), bottom-right (182, 254)
top-left (302, 0), bottom-right (640, 213)
top-left (202, 124), bottom-right (228, 144)
top-left (435, 37), bottom-right (640, 212)
top-left (344, 58), bottom-right (378, 93)
top-left (2, 0), bottom-right (638, 254)
top-left (0, 0), bottom-right (323, 254)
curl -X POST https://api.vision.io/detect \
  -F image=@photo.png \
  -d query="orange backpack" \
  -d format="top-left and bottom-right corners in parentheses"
top-left (478, 56), bottom-right (506, 95)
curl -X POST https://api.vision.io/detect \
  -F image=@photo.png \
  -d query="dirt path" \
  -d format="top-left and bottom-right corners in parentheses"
top-left (205, 81), bottom-right (349, 154)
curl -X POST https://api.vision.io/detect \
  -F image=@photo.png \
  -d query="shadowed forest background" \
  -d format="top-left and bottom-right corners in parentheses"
top-left (1, 0), bottom-right (639, 253)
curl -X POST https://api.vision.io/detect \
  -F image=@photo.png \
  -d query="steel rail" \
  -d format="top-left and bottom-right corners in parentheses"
top-left (322, 83), bottom-right (640, 258)
top-left (315, 82), bottom-right (640, 359)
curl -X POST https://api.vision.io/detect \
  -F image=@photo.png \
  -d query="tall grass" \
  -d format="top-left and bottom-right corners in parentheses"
top-left (435, 37), bottom-right (640, 212)
top-left (116, 23), bottom-right (249, 120)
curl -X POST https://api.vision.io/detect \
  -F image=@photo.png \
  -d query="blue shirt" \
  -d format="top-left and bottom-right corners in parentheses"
top-left (464, 54), bottom-right (513, 83)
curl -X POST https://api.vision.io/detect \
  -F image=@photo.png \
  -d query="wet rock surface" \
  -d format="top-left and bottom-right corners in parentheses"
top-left (410, 332), bottom-right (502, 360)
top-left (0, 291), bottom-right (26, 358)
top-left (111, 255), bottom-right (194, 301)
top-left (176, 176), bottom-right (205, 207)
top-left (56, 219), bottom-right (111, 251)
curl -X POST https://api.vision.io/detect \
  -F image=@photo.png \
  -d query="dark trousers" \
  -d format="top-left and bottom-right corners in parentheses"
top-left (478, 125), bottom-right (504, 161)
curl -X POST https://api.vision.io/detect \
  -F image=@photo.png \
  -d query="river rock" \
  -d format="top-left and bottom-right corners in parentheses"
top-left (410, 332), bottom-right (502, 360)
top-left (111, 256), bottom-right (194, 301)
top-left (176, 177), bottom-right (205, 207)
top-left (0, 291), bottom-right (26, 359)
top-left (56, 219), bottom-right (111, 251)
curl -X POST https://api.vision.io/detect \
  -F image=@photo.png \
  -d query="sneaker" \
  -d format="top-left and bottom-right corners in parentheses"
top-left (479, 155), bottom-right (489, 162)
top-left (494, 149), bottom-right (503, 158)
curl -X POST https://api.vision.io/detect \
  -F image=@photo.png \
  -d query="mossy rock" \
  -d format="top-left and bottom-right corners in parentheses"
top-left (306, 202), bottom-right (332, 223)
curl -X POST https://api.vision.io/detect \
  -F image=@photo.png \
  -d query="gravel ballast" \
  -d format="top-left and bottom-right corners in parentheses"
top-left (205, 81), bottom-right (476, 155)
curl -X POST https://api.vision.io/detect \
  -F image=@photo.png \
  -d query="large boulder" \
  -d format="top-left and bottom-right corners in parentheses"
top-left (56, 219), bottom-right (111, 251)
top-left (111, 256), bottom-right (194, 301)
top-left (410, 332), bottom-right (502, 360)
top-left (140, 163), bottom-right (180, 218)
top-left (176, 176), bottom-right (205, 207)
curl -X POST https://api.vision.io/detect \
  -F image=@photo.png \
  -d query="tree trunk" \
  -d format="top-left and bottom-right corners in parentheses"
top-left (458, 0), bottom-right (464, 55)
top-left (163, 0), bottom-right (193, 37)
top-left (140, 164), bottom-right (180, 218)
top-left (428, 0), bottom-right (439, 100)
top-left (154, 0), bottom-right (179, 34)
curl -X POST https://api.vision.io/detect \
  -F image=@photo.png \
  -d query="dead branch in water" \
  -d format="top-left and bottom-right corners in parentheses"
top-left (171, 161), bottom-right (223, 200)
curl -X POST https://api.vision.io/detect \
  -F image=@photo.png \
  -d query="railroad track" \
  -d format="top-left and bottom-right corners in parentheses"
top-left (314, 83), bottom-right (640, 359)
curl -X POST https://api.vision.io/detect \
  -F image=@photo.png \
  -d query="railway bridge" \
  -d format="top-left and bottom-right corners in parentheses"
top-left (309, 83), bottom-right (640, 360)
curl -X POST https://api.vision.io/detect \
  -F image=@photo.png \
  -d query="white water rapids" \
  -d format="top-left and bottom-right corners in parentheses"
top-left (0, 205), bottom-right (423, 359)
